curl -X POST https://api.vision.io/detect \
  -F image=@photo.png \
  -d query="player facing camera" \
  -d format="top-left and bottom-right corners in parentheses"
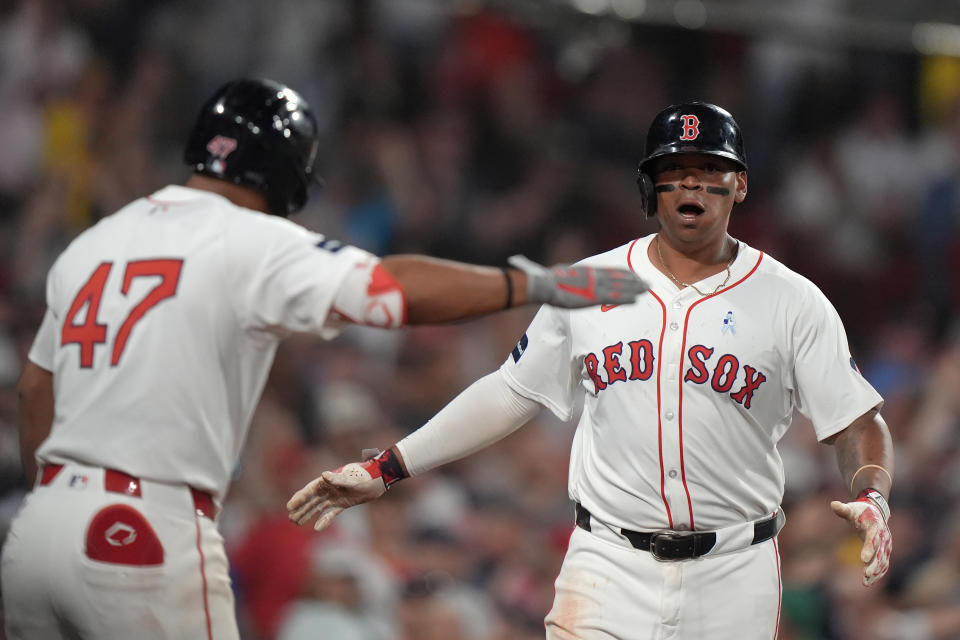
top-left (636, 101), bottom-right (748, 218)
top-left (288, 99), bottom-right (893, 640)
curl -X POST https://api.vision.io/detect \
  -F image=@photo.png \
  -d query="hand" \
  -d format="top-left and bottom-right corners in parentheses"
top-left (287, 461), bottom-right (387, 531)
top-left (508, 255), bottom-right (649, 309)
top-left (830, 498), bottom-right (892, 586)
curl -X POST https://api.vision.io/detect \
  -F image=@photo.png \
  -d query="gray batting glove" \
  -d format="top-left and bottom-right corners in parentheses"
top-left (508, 255), bottom-right (649, 309)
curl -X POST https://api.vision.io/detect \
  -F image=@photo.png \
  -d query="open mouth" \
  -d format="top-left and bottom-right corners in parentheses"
top-left (678, 203), bottom-right (704, 215)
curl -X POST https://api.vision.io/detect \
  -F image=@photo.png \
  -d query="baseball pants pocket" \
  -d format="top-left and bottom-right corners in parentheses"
top-left (75, 508), bottom-right (236, 640)
top-left (4, 474), bottom-right (238, 640)
top-left (76, 555), bottom-right (170, 637)
top-left (84, 503), bottom-right (165, 568)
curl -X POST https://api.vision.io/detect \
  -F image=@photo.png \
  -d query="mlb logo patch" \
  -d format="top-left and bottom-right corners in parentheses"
top-left (69, 474), bottom-right (89, 489)
top-left (511, 333), bottom-right (529, 363)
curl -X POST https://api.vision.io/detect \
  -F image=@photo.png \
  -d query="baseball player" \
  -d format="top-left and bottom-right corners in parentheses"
top-left (1, 78), bottom-right (649, 640)
top-left (287, 102), bottom-right (894, 640)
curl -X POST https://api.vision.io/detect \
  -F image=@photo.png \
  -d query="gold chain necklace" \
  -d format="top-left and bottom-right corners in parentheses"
top-left (656, 235), bottom-right (737, 296)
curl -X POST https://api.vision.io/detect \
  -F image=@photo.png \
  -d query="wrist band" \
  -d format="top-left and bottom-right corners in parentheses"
top-left (501, 267), bottom-right (514, 309)
top-left (373, 448), bottom-right (407, 488)
top-left (849, 464), bottom-right (892, 493)
top-left (857, 488), bottom-right (891, 522)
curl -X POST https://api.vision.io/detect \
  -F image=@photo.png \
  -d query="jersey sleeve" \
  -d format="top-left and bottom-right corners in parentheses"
top-left (28, 307), bottom-right (58, 371)
top-left (225, 215), bottom-right (376, 337)
top-left (790, 283), bottom-right (884, 441)
top-left (498, 305), bottom-right (578, 421)
top-left (29, 257), bottom-right (64, 371)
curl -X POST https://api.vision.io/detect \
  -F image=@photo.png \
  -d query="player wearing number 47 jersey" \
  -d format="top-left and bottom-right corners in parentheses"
top-left (2, 78), bottom-right (648, 640)
top-left (288, 102), bottom-right (894, 640)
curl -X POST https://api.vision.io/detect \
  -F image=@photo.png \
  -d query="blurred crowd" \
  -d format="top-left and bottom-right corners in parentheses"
top-left (1, 0), bottom-right (960, 638)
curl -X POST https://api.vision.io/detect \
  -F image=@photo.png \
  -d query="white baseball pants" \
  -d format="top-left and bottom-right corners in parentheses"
top-left (1, 462), bottom-right (238, 639)
top-left (545, 525), bottom-right (782, 640)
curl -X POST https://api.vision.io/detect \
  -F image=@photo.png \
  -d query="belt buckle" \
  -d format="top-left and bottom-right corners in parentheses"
top-left (649, 531), bottom-right (692, 561)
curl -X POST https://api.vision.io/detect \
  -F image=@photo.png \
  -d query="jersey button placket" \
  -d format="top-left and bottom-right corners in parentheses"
top-left (659, 306), bottom-right (686, 525)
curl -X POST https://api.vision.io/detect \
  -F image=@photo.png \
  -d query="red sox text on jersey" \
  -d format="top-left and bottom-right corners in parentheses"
top-left (582, 340), bottom-right (768, 409)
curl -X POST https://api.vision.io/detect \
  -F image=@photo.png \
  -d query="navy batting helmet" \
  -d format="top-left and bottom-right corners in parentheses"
top-left (183, 78), bottom-right (320, 216)
top-left (637, 102), bottom-right (746, 216)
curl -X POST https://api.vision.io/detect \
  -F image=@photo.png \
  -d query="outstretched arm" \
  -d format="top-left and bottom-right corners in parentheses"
top-left (824, 408), bottom-right (894, 586)
top-left (379, 254), bottom-right (648, 324)
top-left (287, 371), bottom-right (541, 530)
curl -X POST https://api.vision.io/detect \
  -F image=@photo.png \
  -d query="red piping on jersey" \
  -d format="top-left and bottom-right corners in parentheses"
top-left (625, 238), bottom-right (642, 273)
top-left (627, 239), bottom-right (674, 527)
top-left (773, 537), bottom-right (782, 639)
top-left (647, 291), bottom-right (674, 528)
top-left (194, 514), bottom-right (213, 640)
top-left (678, 252), bottom-right (764, 529)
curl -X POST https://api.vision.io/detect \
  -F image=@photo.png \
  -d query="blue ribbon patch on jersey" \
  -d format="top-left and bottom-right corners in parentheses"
top-left (511, 333), bottom-right (529, 363)
top-left (721, 311), bottom-right (736, 335)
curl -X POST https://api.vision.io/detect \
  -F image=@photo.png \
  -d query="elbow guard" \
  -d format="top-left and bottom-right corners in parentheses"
top-left (331, 260), bottom-right (407, 329)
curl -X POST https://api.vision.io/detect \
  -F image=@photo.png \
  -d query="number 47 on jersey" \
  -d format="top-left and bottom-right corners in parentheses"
top-left (61, 259), bottom-right (183, 368)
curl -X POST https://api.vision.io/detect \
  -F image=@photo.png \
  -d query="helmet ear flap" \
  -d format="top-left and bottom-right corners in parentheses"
top-left (637, 171), bottom-right (657, 217)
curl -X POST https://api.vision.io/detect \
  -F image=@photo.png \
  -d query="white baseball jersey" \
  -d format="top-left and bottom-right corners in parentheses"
top-left (501, 233), bottom-right (882, 532)
top-left (28, 185), bottom-right (373, 500)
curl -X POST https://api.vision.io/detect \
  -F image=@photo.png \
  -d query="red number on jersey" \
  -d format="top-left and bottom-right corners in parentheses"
top-left (61, 262), bottom-right (112, 368)
top-left (112, 259), bottom-right (184, 365)
top-left (61, 259), bottom-right (184, 368)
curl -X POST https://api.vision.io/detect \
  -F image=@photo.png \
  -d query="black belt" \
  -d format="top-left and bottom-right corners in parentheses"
top-left (575, 503), bottom-right (778, 561)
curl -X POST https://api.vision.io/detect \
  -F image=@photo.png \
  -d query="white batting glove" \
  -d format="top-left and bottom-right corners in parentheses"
top-left (508, 255), bottom-right (649, 309)
top-left (287, 461), bottom-right (387, 532)
top-left (830, 496), bottom-right (892, 586)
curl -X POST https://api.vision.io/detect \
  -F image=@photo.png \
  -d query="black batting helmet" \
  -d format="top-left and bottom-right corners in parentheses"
top-left (636, 102), bottom-right (746, 216)
top-left (184, 78), bottom-right (320, 216)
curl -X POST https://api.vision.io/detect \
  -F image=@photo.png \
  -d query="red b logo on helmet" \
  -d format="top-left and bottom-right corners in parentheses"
top-left (679, 115), bottom-right (700, 141)
top-left (206, 135), bottom-right (238, 159)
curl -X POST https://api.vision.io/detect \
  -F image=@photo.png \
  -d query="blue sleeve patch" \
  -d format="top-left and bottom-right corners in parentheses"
top-left (511, 333), bottom-right (529, 363)
top-left (315, 238), bottom-right (344, 252)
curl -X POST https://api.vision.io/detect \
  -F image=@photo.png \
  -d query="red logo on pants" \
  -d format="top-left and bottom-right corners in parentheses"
top-left (85, 504), bottom-right (164, 566)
